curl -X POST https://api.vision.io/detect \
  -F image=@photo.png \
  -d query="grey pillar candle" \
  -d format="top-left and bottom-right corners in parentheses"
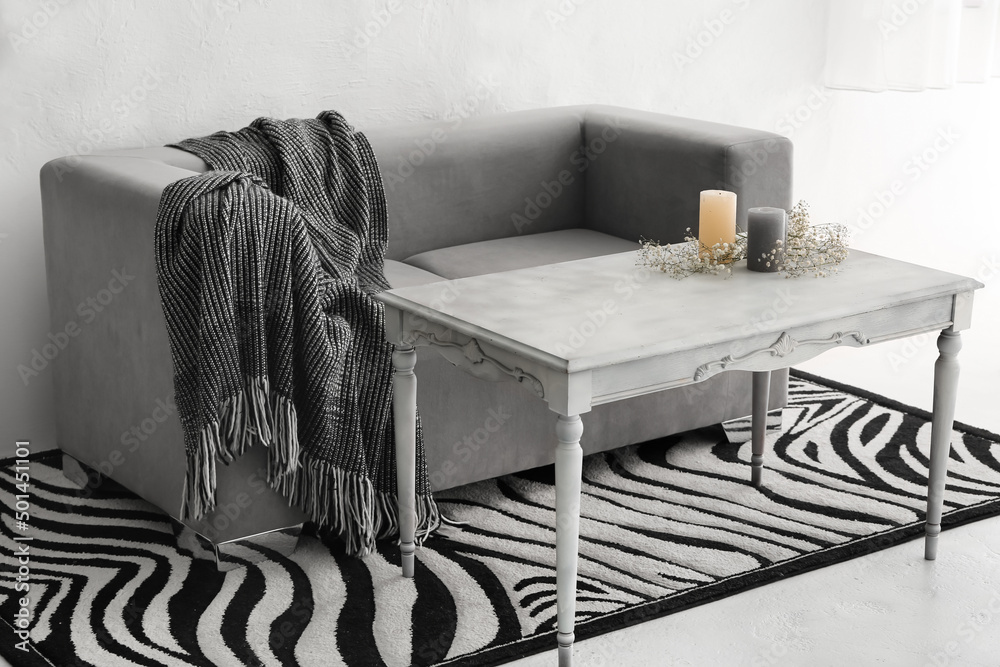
top-left (747, 207), bottom-right (786, 272)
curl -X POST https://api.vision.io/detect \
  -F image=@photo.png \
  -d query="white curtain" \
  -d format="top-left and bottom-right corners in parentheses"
top-left (825, 0), bottom-right (1000, 91)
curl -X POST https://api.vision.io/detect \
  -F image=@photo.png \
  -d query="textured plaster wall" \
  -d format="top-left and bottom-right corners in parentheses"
top-left (1, 0), bottom-right (997, 458)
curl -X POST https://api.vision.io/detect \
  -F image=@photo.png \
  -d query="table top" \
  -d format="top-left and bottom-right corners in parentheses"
top-left (379, 250), bottom-right (982, 373)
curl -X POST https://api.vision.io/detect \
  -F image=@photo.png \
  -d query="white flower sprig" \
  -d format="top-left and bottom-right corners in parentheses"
top-left (778, 201), bottom-right (850, 278)
top-left (637, 200), bottom-right (850, 279)
top-left (638, 229), bottom-right (748, 279)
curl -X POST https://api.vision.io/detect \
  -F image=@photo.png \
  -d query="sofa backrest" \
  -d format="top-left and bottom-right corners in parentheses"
top-left (370, 105), bottom-right (792, 257)
top-left (581, 106), bottom-right (793, 245)
top-left (85, 104), bottom-right (791, 262)
top-left (366, 107), bottom-right (588, 261)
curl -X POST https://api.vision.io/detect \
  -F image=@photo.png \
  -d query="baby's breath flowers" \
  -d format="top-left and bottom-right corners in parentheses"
top-left (638, 229), bottom-right (748, 279)
top-left (779, 201), bottom-right (850, 278)
top-left (637, 200), bottom-right (850, 279)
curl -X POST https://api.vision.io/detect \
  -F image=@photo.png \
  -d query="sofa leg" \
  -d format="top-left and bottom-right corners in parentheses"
top-left (172, 520), bottom-right (303, 572)
top-left (63, 452), bottom-right (133, 494)
top-left (62, 453), bottom-right (95, 489)
top-left (721, 408), bottom-right (783, 444)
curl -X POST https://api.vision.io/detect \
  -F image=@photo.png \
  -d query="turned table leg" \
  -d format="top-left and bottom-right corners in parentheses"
top-left (393, 344), bottom-right (418, 578)
top-left (751, 370), bottom-right (771, 488)
top-left (925, 329), bottom-right (962, 561)
top-left (554, 414), bottom-right (584, 667)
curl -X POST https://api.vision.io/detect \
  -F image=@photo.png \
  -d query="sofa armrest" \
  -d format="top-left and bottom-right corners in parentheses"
top-left (39, 155), bottom-right (195, 512)
top-left (582, 106), bottom-right (793, 244)
top-left (40, 155), bottom-right (306, 540)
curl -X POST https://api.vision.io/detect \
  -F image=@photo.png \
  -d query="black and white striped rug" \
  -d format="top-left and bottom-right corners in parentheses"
top-left (3, 372), bottom-right (1000, 667)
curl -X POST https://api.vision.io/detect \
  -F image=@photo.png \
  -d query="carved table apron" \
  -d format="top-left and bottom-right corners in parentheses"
top-left (376, 249), bottom-right (982, 667)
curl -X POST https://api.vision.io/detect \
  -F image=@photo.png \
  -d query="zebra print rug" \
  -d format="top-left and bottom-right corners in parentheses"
top-left (3, 372), bottom-right (1000, 667)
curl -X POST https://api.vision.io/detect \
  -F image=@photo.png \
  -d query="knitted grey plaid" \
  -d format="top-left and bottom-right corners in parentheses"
top-left (154, 110), bottom-right (439, 556)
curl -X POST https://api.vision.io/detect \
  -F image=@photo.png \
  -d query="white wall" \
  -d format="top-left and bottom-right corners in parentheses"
top-left (2, 0), bottom-right (997, 458)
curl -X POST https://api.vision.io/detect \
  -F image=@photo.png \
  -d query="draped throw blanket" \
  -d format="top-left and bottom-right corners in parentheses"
top-left (154, 110), bottom-right (439, 556)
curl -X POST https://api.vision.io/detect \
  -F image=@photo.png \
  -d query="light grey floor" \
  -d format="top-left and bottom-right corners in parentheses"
top-left (511, 518), bottom-right (1000, 666)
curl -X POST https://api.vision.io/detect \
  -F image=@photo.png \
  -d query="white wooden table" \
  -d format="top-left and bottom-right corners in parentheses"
top-left (377, 249), bottom-right (982, 666)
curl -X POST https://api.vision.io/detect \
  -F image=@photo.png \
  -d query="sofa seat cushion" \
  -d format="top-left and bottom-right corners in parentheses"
top-left (384, 259), bottom-right (445, 289)
top-left (402, 228), bottom-right (639, 280)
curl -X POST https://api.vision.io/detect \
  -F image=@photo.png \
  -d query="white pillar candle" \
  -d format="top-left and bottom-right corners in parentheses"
top-left (747, 206), bottom-right (786, 272)
top-left (698, 190), bottom-right (737, 260)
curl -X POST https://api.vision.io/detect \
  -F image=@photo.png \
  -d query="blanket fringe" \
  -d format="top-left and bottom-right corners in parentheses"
top-left (271, 456), bottom-right (441, 557)
top-left (180, 379), bottom-right (297, 521)
top-left (180, 378), bottom-right (438, 557)
top-left (180, 427), bottom-right (220, 520)
top-left (267, 393), bottom-right (299, 476)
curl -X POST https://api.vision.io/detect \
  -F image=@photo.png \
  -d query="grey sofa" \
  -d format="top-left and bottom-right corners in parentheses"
top-left (40, 105), bottom-right (792, 565)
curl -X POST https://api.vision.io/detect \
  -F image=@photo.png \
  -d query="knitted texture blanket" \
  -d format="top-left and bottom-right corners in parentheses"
top-left (154, 110), bottom-right (439, 556)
